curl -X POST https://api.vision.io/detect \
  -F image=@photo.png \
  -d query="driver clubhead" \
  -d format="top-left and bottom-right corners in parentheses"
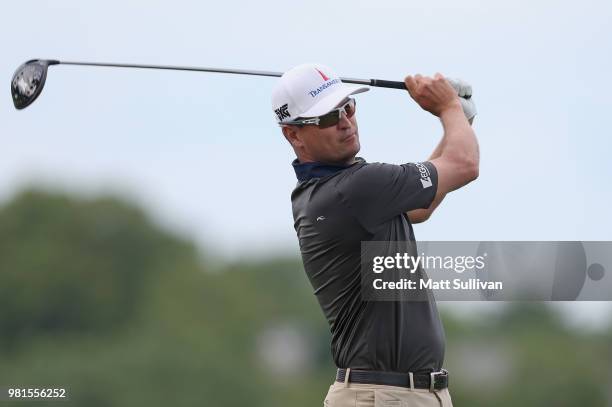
top-left (11, 59), bottom-right (59, 110)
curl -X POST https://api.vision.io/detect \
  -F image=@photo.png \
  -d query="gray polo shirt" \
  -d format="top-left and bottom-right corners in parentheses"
top-left (291, 158), bottom-right (445, 373)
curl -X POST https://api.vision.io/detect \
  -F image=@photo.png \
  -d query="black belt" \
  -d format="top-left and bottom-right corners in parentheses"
top-left (336, 368), bottom-right (449, 391)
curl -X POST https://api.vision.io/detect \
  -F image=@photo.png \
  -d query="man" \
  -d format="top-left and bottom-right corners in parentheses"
top-left (271, 63), bottom-right (478, 407)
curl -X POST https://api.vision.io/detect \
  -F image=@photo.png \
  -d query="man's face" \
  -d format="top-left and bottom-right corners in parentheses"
top-left (285, 99), bottom-right (360, 165)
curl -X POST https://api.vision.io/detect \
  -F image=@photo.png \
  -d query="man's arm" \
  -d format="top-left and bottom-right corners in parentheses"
top-left (408, 117), bottom-right (474, 223)
top-left (405, 74), bottom-right (479, 223)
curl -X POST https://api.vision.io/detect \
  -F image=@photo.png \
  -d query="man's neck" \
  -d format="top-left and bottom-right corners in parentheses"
top-left (292, 157), bottom-right (364, 182)
top-left (297, 156), bottom-right (356, 166)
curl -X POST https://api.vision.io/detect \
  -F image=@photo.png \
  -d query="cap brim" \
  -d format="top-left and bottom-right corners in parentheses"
top-left (299, 84), bottom-right (369, 118)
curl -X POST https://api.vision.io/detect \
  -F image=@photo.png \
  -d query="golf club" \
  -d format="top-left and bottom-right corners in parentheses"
top-left (11, 59), bottom-right (470, 110)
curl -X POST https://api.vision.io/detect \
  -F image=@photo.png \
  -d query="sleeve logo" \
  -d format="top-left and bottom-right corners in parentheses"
top-left (415, 162), bottom-right (433, 188)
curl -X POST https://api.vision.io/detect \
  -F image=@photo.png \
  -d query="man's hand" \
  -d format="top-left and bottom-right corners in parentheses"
top-left (448, 78), bottom-right (477, 122)
top-left (404, 73), bottom-right (461, 117)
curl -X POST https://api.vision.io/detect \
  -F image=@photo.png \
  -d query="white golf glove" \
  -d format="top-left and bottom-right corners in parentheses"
top-left (448, 78), bottom-right (477, 121)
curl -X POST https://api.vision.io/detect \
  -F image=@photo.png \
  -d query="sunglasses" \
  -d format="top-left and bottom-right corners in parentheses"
top-left (281, 98), bottom-right (356, 129)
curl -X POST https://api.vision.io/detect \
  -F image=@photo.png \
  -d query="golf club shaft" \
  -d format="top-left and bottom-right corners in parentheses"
top-left (55, 60), bottom-right (406, 90)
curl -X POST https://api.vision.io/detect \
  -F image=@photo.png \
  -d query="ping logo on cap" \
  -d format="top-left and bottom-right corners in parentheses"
top-left (275, 103), bottom-right (291, 121)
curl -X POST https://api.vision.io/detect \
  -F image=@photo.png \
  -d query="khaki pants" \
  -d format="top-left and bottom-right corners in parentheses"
top-left (323, 381), bottom-right (454, 407)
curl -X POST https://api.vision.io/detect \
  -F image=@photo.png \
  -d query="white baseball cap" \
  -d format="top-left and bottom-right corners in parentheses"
top-left (271, 63), bottom-right (369, 124)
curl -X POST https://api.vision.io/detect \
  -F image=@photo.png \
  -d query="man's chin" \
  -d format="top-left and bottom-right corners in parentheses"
top-left (350, 141), bottom-right (361, 158)
top-left (337, 145), bottom-right (360, 165)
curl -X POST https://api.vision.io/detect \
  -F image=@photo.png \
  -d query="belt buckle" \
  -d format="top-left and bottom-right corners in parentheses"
top-left (429, 369), bottom-right (448, 392)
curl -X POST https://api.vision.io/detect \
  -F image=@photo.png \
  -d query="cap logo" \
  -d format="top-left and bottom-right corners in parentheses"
top-left (275, 103), bottom-right (291, 121)
top-left (308, 78), bottom-right (341, 98)
top-left (316, 69), bottom-right (330, 81)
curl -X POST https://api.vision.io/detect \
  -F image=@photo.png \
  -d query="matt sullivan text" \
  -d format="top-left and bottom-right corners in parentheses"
top-left (373, 278), bottom-right (503, 291)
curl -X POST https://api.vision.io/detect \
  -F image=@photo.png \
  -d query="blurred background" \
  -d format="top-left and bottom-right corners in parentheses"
top-left (2, 0), bottom-right (611, 406)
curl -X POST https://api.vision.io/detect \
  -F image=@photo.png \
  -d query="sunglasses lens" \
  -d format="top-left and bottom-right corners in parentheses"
top-left (344, 99), bottom-right (356, 118)
top-left (318, 111), bottom-right (340, 129)
top-left (317, 99), bottom-right (356, 129)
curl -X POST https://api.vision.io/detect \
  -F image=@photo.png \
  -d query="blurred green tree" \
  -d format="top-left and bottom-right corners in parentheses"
top-left (0, 188), bottom-right (609, 406)
top-left (0, 189), bottom-right (198, 352)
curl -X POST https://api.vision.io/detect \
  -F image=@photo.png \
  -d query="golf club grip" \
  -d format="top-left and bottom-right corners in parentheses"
top-left (370, 79), bottom-right (407, 90)
top-left (369, 78), bottom-right (471, 99)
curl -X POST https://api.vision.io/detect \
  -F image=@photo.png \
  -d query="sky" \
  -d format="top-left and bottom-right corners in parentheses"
top-left (2, 1), bottom-right (611, 322)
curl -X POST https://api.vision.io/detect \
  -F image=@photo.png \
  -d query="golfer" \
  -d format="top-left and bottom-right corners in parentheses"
top-left (272, 63), bottom-right (478, 407)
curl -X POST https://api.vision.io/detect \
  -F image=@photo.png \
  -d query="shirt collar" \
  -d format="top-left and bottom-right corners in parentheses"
top-left (292, 157), bottom-right (365, 182)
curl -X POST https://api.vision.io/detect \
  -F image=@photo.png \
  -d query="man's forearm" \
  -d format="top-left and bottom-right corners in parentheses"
top-left (438, 104), bottom-right (479, 168)
top-left (427, 117), bottom-right (473, 161)
top-left (428, 134), bottom-right (447, 161)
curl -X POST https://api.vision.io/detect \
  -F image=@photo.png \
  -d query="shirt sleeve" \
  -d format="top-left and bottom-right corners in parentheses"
top-left (336, 161), bottom-right (438, 233)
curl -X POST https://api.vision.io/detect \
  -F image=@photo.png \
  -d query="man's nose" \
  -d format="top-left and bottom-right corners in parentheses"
top-left (337, 111), bottom-right (353, 128)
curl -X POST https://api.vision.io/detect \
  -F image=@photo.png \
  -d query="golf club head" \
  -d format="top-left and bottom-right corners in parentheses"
top-left (11, 59), bottom-right (59, 110)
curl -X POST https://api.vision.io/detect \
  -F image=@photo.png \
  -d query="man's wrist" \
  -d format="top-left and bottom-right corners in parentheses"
top-left (438, 101), bottom-right (464, 120)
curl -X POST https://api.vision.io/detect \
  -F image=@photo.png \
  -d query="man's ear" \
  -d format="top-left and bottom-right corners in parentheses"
top-left (282, 126), bottom-right (303, 149)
